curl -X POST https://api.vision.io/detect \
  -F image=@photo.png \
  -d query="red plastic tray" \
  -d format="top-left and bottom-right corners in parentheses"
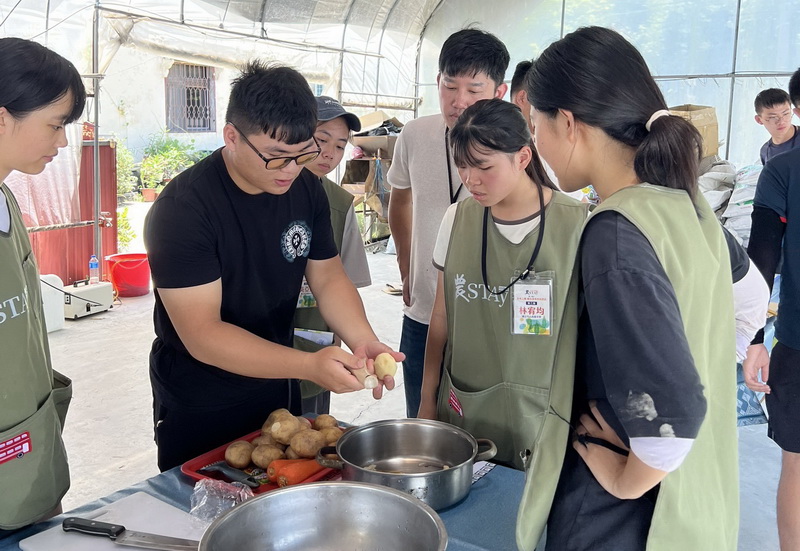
top-left (181, 428), bottom-right (340, 494)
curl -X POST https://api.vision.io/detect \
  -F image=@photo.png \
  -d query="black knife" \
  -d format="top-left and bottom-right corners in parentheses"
top-left (62, 517), bottom-right (199, 551)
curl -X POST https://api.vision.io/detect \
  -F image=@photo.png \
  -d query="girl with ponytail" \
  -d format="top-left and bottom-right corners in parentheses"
top-left (523, 26), bottom-right (738, 550)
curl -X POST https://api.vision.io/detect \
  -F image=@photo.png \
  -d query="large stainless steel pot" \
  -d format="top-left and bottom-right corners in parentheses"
top-left (198, 481), bottom-right (447, 551)
top-left (317, 418), bottom-right (496, 511)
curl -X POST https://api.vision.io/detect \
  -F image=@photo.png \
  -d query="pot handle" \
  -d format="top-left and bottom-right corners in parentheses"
top-left (316, 446), bottom-right (344, 469)
top-left (475, 439), bottom-right (497, 462)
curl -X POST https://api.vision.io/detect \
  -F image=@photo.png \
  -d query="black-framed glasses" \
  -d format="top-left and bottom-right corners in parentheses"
top-left (230, 123), bottom-right (320, 170)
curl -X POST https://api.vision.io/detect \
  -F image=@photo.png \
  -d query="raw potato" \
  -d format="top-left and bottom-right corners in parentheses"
top-left (262, 409), bottom-right (294, 434)
top-left (251, 445), bottom-right (285, 468)
top-left (312, 414), bottom-right (338, 430)
top-left (252, 434), bottom-right (285, 450)
top-left (271, 415), bottom-right (304, 445)
top-left (297, 416), bottom-right (313, 429)
top-left (224, 440), bottom-right (254, 469)
top-left (285, 446), bottom-right (301, 460)
top-left (374, 353), bottom-right (398, 379)
top-left (320, 426), bottom-right (343, 445)
top-left (289, 429), bottom-right (327, 458)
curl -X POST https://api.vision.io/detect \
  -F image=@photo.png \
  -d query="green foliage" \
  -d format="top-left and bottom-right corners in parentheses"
top-left (139, 131), bottom-right (204, 189)
top-left (115, 141), bottom-right (138, 195)
top-left (116, 207), bottom-right (135, 252)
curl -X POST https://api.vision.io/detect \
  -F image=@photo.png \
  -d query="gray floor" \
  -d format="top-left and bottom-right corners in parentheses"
top-left (47, 202), bottom-right (780, 550)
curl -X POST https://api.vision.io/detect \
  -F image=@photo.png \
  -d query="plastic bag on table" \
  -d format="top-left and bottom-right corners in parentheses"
top-left (189, 478), bottom-right (254, 525)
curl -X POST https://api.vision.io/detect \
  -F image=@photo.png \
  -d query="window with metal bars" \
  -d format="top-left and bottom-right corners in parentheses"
top-left (165, 63), bottom-right (216, 133)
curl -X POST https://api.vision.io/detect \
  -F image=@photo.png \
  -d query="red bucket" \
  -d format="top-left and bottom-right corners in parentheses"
top-left (105, 253), bottom-right (151, 297)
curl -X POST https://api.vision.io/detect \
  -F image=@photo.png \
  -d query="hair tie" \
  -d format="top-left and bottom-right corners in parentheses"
top-left (645, 109), bottom-right (671, 132)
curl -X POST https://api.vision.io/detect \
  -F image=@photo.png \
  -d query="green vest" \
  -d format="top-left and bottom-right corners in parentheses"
top-left (437, 193), bottom-right (587, 545)
top-left (583, 184), bottom-right (738, 551)
top-left (294, 177), bottom-right (354, 397)
top-left (0, 184), bottom-right (72, 529)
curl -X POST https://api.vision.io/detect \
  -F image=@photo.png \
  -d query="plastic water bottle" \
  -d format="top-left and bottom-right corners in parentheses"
top-left (89, 255), bottom-right (100, 284)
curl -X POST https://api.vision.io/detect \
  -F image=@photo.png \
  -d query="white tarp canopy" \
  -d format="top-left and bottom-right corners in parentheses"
top-left (3, 0), bottom-right (800, 167)
top-left (1, 0), bottom-right (442, 112)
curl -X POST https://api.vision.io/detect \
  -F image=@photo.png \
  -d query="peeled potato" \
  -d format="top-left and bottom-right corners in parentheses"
top-left (224, 440), bottom-right (254, 469)
top-left (374, 353), bottom-right (398, 379)
top-left (312, 414), bottom-right (338, 430)
top-left (251, 445), bottom-right (285, 468)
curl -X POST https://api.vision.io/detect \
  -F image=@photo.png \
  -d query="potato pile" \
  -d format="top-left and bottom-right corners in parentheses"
top-left (224, 409), bottom-right (342, 470)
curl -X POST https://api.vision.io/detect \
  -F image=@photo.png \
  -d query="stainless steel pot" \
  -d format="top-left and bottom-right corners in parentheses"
top-left (317, 418), bottom-right (496, 511)
top-left (199, 481), bottom-right (447, 551)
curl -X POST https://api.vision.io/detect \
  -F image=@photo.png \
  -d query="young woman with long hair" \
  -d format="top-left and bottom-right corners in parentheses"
top-left (0, 37), bottom-right (86, 529)
top-left (526, 26), bottom-right (738, 550)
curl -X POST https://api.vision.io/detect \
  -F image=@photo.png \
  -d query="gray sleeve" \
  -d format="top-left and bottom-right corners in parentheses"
top-left (340, 206), bottom-right (372, 288)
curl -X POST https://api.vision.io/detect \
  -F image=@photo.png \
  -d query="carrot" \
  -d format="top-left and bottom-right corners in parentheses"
top-left (267, 459), bottom-right (307, 483)
top-left (276, 459), bottom-right (326, 487)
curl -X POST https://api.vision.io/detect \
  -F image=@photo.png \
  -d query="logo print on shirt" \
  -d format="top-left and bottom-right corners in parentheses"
top-left (281, 221), bottom-right (311, 262)
top-left (453, 274), bottom-right (508, 307)
top-left (454, 274), bottom-right (470, 303)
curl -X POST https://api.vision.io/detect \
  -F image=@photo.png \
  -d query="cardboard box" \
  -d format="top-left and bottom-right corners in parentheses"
top-left (353, 110), bottom-right (403, 158)
top-left (668, 104), bottom-right (719, 158)
top-left (352, 135), bottom-right (397, 158)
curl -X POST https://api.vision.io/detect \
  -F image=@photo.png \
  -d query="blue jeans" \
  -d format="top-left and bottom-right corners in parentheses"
top-left (400, 315), bottom-right (428, 418)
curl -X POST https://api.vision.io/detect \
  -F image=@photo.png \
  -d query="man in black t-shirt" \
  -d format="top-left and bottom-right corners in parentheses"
top-left (144, 63), bottom-right (402, 471)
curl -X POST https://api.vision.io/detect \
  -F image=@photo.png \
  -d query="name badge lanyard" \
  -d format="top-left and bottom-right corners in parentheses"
top-left (445, 128), bottom-right (463, 204)
top-left (480, 181), bottom-right (546, 296)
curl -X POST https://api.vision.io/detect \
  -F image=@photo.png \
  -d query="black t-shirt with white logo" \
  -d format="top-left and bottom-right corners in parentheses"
top-left (144, 148), bottom-right (337, 411)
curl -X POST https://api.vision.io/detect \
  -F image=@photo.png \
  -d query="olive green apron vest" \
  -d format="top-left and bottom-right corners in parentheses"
top-left (0, 184), bottom-right (72, 529)
top-left (437, 193), bottom-right (587, 545)
top-left (575, 184), bottom-right (738, 551)
top-left (293, 177), bottom-right (354, 398)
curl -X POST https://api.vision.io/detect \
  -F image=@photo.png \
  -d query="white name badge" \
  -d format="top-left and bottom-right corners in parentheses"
top-left (511, 273), bottom-right (554, 336)
top-left (296, 277), bottom-right (317, 309)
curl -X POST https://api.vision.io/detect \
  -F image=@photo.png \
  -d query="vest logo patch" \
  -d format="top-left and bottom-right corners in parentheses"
top-left (281, 221), bottom-right (311, 263)
top-left (0, 431), bottom-right (31, 466)
top-left (453, 274), bottom-right (508, 307)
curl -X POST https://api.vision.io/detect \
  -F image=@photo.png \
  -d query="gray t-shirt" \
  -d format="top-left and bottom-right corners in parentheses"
top-left (387, 114), bottom-right (470, 324)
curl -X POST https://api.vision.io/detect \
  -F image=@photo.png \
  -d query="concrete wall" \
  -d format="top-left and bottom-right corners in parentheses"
top-left (99, 47), bottom-right (232, 160)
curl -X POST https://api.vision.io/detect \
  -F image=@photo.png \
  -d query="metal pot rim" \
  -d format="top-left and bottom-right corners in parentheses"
top-left (335, 418), bottom-right (480, 474)
top-left (198, 481), bottom-right (448, 550)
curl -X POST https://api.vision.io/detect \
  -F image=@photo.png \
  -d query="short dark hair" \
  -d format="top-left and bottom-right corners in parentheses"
top-left (438, 29), bottom-right (510, 88)
top-left (527, 26), bottom-right (704, 206)
top-left (754, 88), bottom-right (791, 114)
top-left (225, 61), bottom-right (316, 144)
top-left (0, 37), bottom-right (86, 123)
top-left (789, 69), bottom-right (800, 107)
top-left (510, 60), bottom-right (532, 98)
top-left (450, 98), bottom-right (556, 191)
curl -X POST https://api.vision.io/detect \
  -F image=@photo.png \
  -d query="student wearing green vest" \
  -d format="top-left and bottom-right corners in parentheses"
top-left (0, 38), bottom-right (85, 530)
top-left (294, 96), bottom-right (372, 414)
top-left (527, 27), bottom-right (738, 550)
top-left (418, 99), bottom-right (588, 486)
